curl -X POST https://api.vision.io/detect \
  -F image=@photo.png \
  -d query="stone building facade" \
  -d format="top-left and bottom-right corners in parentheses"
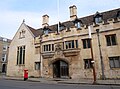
top-left (0, 37), bottom-right (11, 74)
top-left (7, 5), bottom-right (120, 79)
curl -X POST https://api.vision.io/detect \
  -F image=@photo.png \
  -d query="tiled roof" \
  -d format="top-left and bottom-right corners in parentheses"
top-left (27, 25), bottom-right (43, 37)
top-left (27, 8), bottom-right (120, 37)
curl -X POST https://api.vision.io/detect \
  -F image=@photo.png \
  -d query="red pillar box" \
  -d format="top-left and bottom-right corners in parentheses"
top-left (24, 69), bottom-right (28, 81)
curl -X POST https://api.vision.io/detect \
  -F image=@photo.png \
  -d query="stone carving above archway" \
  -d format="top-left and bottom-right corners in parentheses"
top-left (54, 43), bottom-right (64, 58)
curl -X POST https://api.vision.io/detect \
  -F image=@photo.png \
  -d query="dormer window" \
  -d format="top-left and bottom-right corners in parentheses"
top-left (117, 11), bottom-right (120, 18)
top-left (75, 22), bottom-right (81, 28)
top-left (3, 38), bottom-right (7, 42)
top-left (95, 17), bottom-right (102, 24)
top-left (74, 19), bottom-right (82, 29)
top-left (44, 29), bottom-right (49, 35)
top-left (59, 25), bottom-right (65, 31)
top-left (58, 22), bottom-right (65, 31)
top-left (94, 12), bottom-right (102, 24)
top-left (43, 26), bottom-right (50, 36)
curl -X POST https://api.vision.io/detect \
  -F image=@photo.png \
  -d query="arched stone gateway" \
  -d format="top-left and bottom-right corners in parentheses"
top-left (53, 60), bottom-right (69, 78)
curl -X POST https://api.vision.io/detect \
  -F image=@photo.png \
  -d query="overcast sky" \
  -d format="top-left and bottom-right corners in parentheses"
top-left (0, 0), bottom-right (120, 39)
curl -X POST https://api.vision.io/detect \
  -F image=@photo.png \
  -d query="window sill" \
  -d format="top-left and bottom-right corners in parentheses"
top-left (83, 47), bottom-right (91, 49)
top-left (107, 44), bottom-right (117, 46)
top-left (110, 68), bottom-right (120, 70)
top-left (44, 34), bottom-right (48, 37)
top-left (77, 28), bottom-right (82, 30)
top-left (93, 24), bottom-right (99, 27)
top-left (66, 29), bottom-right (71, 32)
top-left (19, 37), bottom-right (25, 39)
top-left (84, 68), bottom-right (93, 70)
top-left (16, 64), bottom-right (25, 66)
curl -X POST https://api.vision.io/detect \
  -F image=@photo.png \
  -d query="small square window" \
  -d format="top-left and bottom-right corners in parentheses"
top-left (44, 30), bottom-right (49, 35)
top-left (1, 54), bottom-right (6, 62)
top-left (109, 56), bottom-right (120, 68)
top-left (35, 62), bottom-right (40, 70)
top-left (95, 17), bottom-right (102, 24)
top-left (3, 45), bottom-right (7, 51)
top-left (75, 22), bottom-right (81, 28)
top-left (82, 39), bottom-right (91, 49)
top-left (84, 59), bottom-right (93, 69)
top-left (3, 38), bottom-right (7, 42)
top-left (105, 34), bottom-right (117, 46)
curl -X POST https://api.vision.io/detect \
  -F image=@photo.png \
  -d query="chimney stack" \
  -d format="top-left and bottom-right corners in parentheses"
top-left (69, 5), bottom-right (77, 21)
top-left (42, 14), bottom-right (49, 27)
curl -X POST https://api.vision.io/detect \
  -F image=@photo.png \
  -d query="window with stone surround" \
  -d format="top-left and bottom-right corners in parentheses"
top-left (44, 29), bottom-right (49, 35)
top-left (84, 59), bottom-right (93, 69)
top-left (105, 34), bottom-right (117, 46)
top-left (43, 44), bottom-right (54, 52)
top-left (82, 39), bottom-right (91, 49)
top-left (17, 46), bottom-right (25, 65)
top-left (1, 54), bottom-right (6, 62)
top-left (35, 62), bottom-right (40, 70)
top-left (95, 16), bottom-right (102, 24)
top-left (3, 38), bottom-right (7, 42)
top-left (19, 30), bottom-right (26, 39)
top-left (117, 11), bottom-right (120, 18)
top-left (3, 45), bottom-right (7, 51)
top-left (75, 22), bottom-right (81, 28)
top-left (65, 40), bottom-right (78, 49)
top-left (109, 56), bottom-right (120, 68)
top-left (94, 12), bottom-right (102, 24)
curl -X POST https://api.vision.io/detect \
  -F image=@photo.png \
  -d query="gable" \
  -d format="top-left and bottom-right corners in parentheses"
top-left (10, 22), bottom-right (35, 47)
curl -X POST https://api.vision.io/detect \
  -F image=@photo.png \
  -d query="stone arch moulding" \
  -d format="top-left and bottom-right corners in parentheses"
top-left (48, 58), bottom-right (69, 67)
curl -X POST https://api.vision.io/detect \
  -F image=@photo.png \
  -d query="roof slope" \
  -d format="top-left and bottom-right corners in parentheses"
top-left (27, 25), bottom-right (43, 37)
top-left (27, 8), bottom-right (120, 37)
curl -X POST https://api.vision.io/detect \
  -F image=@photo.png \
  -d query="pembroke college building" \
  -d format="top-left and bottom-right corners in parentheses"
top-left (7, 5), bottom-right (120, 79)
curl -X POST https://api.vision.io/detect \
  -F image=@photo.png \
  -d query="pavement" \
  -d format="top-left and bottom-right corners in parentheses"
top-left (0, 75), bottom-right (120, 85)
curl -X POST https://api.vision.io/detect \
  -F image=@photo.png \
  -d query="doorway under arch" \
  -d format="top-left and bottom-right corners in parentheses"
top-left (53, 60), bottom-right (69, 78)
top-left (2, 64), bottom-right (6, 73)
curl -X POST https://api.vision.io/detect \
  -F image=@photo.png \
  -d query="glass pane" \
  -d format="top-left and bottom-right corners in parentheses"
top-left (49, 44), bottom-right (51, 51)
top-left (87, 39), bottom-right (91, 48)
top-left (44, 30), bottom-right (48, 35)
top-left (68, 42), bottom-right (71, 48)
top-left (63, 42), bottom-right (64, 49)
top-left (17, 50), bottom-right (19, 65)
top-left (109, 59), bottom-right (114, 68)
top-left (46, 45), bottom-right (48, 51)
top-left (52, 44), bottom-right (54, 51)
top-left (83, 40), bottom-right (86, 48)
top-left (78, 22), bottom-right (81, 28)
top-left (95, 17), bottom-right (102, 23)
top-left (65, 42), bottom-right (68, 49)
top-left (75, 40), bottom-right (78, 48)
top-left (72, 40), bottom-right (74, 48)
top-left (23, 49), bottom-right (25, 64)
top-left (75, 23), bottom-right (77, 27)
top-left (111, 35), bottom-right (117, 45)
top-left (19, 47), bottom-right (22, 64)
top-left (106, 36), bottom-right (111, 46)
top-left (84, 60), bottom-right (88, 69)
top-left (114, 59), bottom-right (119, 68)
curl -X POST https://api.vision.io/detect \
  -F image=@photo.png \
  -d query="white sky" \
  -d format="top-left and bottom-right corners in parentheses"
top-left (0, 0), bottom-right (120, 39)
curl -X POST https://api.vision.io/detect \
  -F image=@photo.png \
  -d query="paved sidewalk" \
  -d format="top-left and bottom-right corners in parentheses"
top-left (0, 75), bottom-right (120, 85)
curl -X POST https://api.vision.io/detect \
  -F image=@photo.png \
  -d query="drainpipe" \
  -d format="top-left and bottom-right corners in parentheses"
top-left (39, 36), bottom-right (43, 78)
top-left (88, 25), bottom-right (97, 84)
top-left (96, 29), bottom-right (105, 80)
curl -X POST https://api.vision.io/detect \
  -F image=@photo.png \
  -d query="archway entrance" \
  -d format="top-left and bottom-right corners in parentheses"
top-left (2, 64), bottom-right (6, 73)
top-left (53, 60), bottom-right (69, 78)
